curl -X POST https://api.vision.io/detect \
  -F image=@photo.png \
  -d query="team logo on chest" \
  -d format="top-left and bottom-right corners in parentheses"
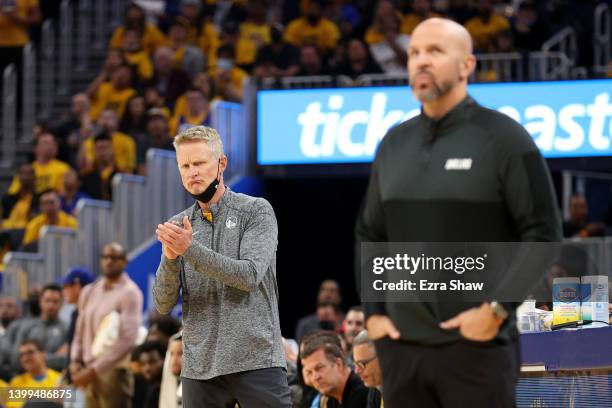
top-left (444, 158), bottom-right (472, 170)
top-left (226, 216), bottom-right (238, 229)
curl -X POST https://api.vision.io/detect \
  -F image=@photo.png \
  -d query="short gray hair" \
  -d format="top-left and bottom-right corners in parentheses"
top-left (173, 125), bottom-right (224, 159)
top-left (352, 330), bottom-right (374, 349)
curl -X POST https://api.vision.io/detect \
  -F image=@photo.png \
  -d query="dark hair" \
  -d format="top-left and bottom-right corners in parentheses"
top-left (41, 283), bottom-right (62, 297)
top-left (134, 340), bottom-right (166, 361)
top-left (119, 94), bottom-right (147, 133)
top-left (149, 315), bottom-right (181, 338)
top-left (348, 306), bottom-right (363, 314)
top-left (301, 331), bottom-right (346, 365)
top-left (316, 301), bottom-right (342, 315)
top-left (94, 131), bottom-right (113, 144)
top-left (217, 44), bottom-right (235, 58)
top-left (20, 338), bottom-right (45, 351)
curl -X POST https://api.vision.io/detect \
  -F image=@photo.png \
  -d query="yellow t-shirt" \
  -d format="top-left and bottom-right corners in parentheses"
top-left (283, 17), bottom-right (340, 52)
top-left (89, 82), bottom-right (136, 121)
top-left (236, 22), bottom-right (271, 66)
top-left (7, 159), bottom-right (71, 195)
top-left (465, 14), bottom-right (510, 51)
top-left (170, 110), bottom-right (210, 136)
top-left (2, 194), bottom-right (33, 229)
top-left (197, 22), bottom-right (220, 69)
top-left (209, 66), bottom-right (248, 100)
top-left (173, 95), bottom-right (219, 123)
top-left (83, 131), bottom-right (136, 174)
top-left (6, 369), bottom-right (61, 407)
top-left (0, 0), bottom-right (38, 47)
top-left (109, 24), bottom-right (167, 54)
top-left (124, 49), bottom-right (153, 81)
top-left (22, 212), bottom-right (77, 246)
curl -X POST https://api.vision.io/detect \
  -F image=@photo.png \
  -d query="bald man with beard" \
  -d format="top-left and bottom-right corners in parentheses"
top-left (355, 18), bottom-right (561, 407)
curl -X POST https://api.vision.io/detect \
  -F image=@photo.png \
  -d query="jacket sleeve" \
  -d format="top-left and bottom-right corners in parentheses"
top-left (355, 141), bottom-right (389, 318)
top-left (182, 199), bottom-right (278, 293)
top-left (153, 255), bottom-right (182, 315)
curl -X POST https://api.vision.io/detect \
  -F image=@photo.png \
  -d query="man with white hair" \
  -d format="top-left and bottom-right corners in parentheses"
top-left (153, 126), bottom-right (290, 407)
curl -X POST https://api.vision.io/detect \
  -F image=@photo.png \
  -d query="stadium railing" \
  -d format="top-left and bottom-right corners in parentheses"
top-left (593, 3), bottom-right (611, 77)
top-left (1, 65), bottom-right (17, 170)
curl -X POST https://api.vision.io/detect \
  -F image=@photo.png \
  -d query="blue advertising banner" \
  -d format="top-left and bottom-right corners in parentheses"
top-left (257, 79), bottom-right (612, 165)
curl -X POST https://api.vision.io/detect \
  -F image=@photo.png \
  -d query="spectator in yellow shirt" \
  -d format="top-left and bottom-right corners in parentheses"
top-left (365, 0), bottom-right (402, 45)
top-left (173, 72), bottom-right (216, 121)
top-left (284, 0), bottom-right (340, 54)
top-left (6, 339), bottom-right (62, 407)
top-left (180, 0), bottom-right (220, 68)
top-left (21, 190), bottom-right (77, 248)
top-left (86, 50), bottom-right (127, 107)
top-left (211, 45), bottom-right (248, 102)
top-left (89, 64), bottom-right (137, 121)
top-left (7, 132), bottom-right (71, 195)
top-left (2, 163), bottom-right (39, 230)
top-left (165, 17), bottom-right (205, 79)
top-left (235, 0), bottom-right (271, 69)
top-left (401, 0), bottom-right (441, 35)
top-left (169, 87), bottom-right (211, 136)
top-left (80, 109), bottom-right (137, 174)
top-left (109, 3), bottom-right (166, 54)
top-left (0, 0), bottom-right (42, 108)
top-left (121, 27), bottom-right (154, 82)
top-left (464, 0), bottom-right (510, 52)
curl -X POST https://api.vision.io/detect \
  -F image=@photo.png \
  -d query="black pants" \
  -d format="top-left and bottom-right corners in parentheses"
top-left (375, 337), bottom-right (520, 408)
top-left (182, 367), bottom-right (292, 408)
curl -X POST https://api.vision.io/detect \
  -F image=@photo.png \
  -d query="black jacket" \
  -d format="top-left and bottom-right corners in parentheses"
top-left (355, 95), bottom-right (561, 345)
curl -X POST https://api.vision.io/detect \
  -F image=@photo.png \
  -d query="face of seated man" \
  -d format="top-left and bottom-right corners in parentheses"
top-left (169, 339), bottom-right (183, 377)
top-left (301, 348), bottom-right (348, 399)
top-left (353, 342), bottom-right (382, 388)
top-left (139, 349), bottom-right (164, 383)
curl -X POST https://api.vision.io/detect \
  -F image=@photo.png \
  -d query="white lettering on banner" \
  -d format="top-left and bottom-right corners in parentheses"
top-left (296, 92), bottom-right (612, 158)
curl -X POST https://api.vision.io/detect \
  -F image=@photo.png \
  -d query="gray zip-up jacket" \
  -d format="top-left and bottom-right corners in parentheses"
top-left (153, 188), bottom-right (286, 380)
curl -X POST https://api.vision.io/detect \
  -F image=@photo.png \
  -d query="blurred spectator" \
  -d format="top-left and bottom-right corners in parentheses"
top-left (6, 284), bottom-right (68, 374)
top-left (21, 190), bottom-right (77, 248)
top-left (70, 242), bottom-right (143, 406)
top-left (7, 339), bottom-right (61, 407)
top-left (164, 335), bottom-right (184, 407)
top-left (511, 0), bottom-right (548, 52)
top-left (81, 109), bottom-right (137, 174)
top-left (352, 330), bottom-right (383, 408)
top-left (121, 27), bottom-right (154, 82)
top-left (401, 0), bottom-right (441, 35)
top-left (369, 12), bottom-right (409, 74)
top-left (252, 24), bottom-right (300, 79)
top-left (86, 50), bottom-right (127, 107)
top-left (284, 0), bottom-right (341, 55)
top-left (166, 16), bottom-right (205, 79)
top-left (446, 0), bottom-right (475, 24)
top-left (235, 0), bottom-right (271, 70)
top-left (563, 194), bottom-right (605, 238)
top-left (60, 266), bottom-right (95, 385)
top-left (335, 38), bottom-right (382, 79)
top-left (51, 93), bottom-right (93, 163)
top-left (0, 296), bottom-right (20, 336)
top-left (143, 86), bottom-right (170, 113)
top-left (80, 132), bottom-right (119, 201)
top-left (365, 0), bottom-right (399, 45)
top-left (464, 0), bottom-right (510, 52)
top-left (146, 315), bottom-right (180, 348)
top-left (296, 44), bottom-right (327, 76)
top-left (60, 169), bottom-right (90, 215)
top-left (179, 0), bottom-right (220, 68)
top-left (137, 108), bottom-right (175, 174)
top-left (120, 94), bottom-right (148, 140)
top-left (295, 279), bottom-right (342, 343)
top-left (321, 0), bottom-right (362, 41)
top-left (173, 72), bottom-right (216, 121)
top-left (211, 44), bottom-right (248, 102)
top-left (136, 341), bottom-right (166, 408)
top-left (148, 46), bottom-right (191, 107)
top-left (109, 2), bottom-right (166, 54)
top-left (2, 163), bottom-right (39, 230)
top-left (170, 87), bottom-right (211, 135)
top-left (301, 332), bottom-right (369, 407)
top-left (0, 0), bottom-right (42, 111)
top-left (342, 306), bottom-right (364, 353)
top-left (7, 132), bottom-right (71, 195)
top-left (89, 64), bottom-right (137, 121)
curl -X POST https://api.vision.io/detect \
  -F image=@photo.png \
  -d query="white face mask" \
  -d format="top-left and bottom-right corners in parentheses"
top-left (217, 58), bottom-right (234, 71)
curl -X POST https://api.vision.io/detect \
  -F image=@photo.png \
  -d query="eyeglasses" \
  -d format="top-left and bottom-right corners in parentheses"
top-left (354, 356), bottom-right (377, 370)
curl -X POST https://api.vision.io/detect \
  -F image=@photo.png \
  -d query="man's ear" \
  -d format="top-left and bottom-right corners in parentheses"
top-left (460, 54), bottom-right (476, 82)
top-left (219, 155), bottom-right (228, 173)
